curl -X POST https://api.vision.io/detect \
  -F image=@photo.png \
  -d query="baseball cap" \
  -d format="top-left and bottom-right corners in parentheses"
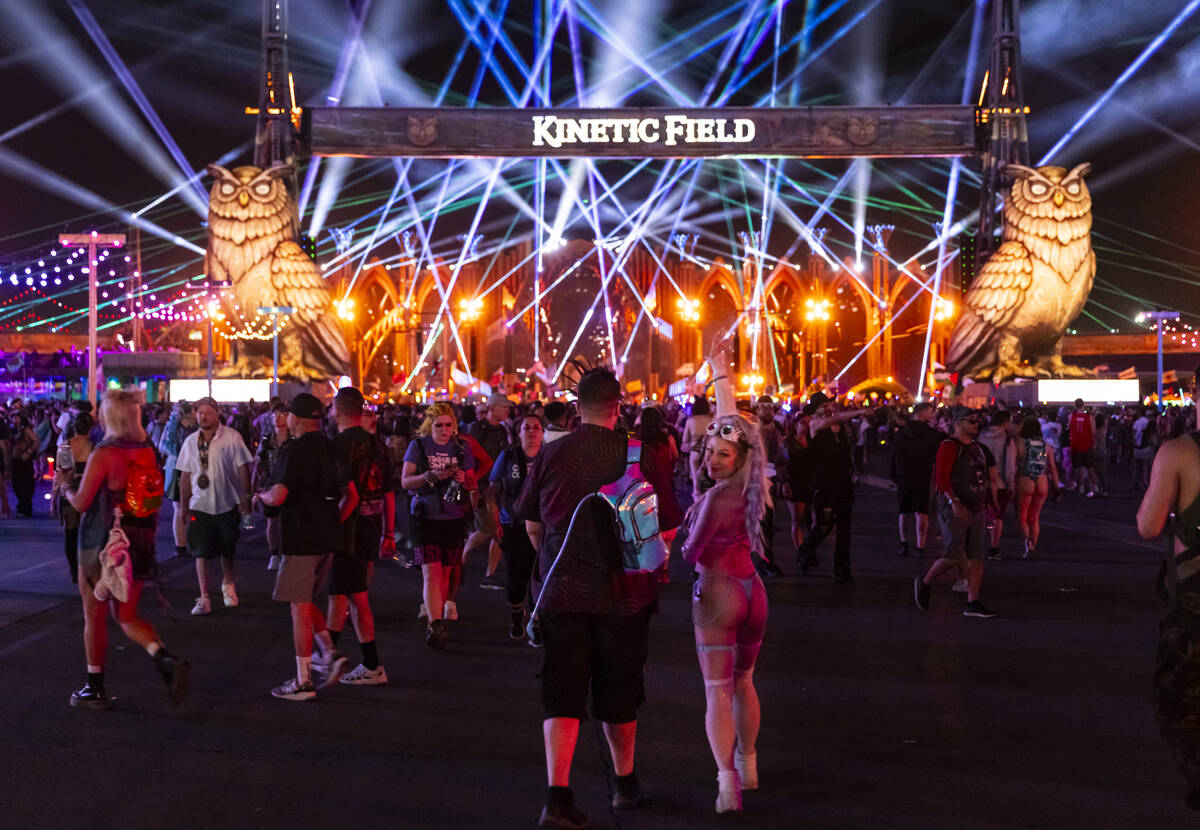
top-left (288, 393), bottom-right (324, 419)
top-left (486, 393), bottom-right (511, 409)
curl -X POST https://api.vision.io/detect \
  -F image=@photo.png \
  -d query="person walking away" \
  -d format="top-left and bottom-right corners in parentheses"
top-left (65, 389), bottom-right (187, 709)
top-left (892, 402), bottom-right (942, 558)
top-left (795, 395), bottom-right (859, 583)
top-left (57, 412), bottom-right (95, 583)
top-left (1137, 425), bottom-right (1200, 809)
top-left (176, 397), bottom-right (253, 615)
top-left (542, 400), bottom-right (571, 445)
top-left (1093, 410), bottom-right (1111, 495)
top-left (255, 393), bottom-right (350, 700)
top-left (253, 402), bottom-right (290, 571)
top-left (9, 414), bottom-right (38, 517)
top-left (400, 403), bottom-right (475, 648)
top-left (159, 401), bottom-right (197, 557)
top-left (1132, 406), bottom-right (1157, 492)
top-left (328, 386), bottom-right (394, 686)
top-left (1014, 416), bottom-right (1059, 558)
top-left (489, 413), bottom-right (544, 639)
top-left (515, 367), bottom-right (661, 829)
top-left (753, 396), bottom-right (784, 576)
top-left (978, 410), bottom-right (1018, 560)
top-left (467, 393), bottom-right (511, 589)
top-left (682, 395), bottom-right (713, 501)
top-left (637, 406), bottom-right (684, 582)
top-left (914, 409), bottom-right (998, 617)
top-left (680, 362), bottom-right (771, 814)
top-left (1068, 398), bottom-right (1100, 497)
top-left (782, 412), bottom-right (813, 555)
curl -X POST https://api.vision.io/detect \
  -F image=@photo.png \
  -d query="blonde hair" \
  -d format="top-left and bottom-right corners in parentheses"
top-left (688, 413), bottom-right (773, 556)
top-left (100, 388), bottom-right (147, 442)
top-left (417, 402), bottom-right (457, 437)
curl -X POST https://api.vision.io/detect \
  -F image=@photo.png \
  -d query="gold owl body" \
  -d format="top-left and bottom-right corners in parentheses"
top-left (205, 164), bottom-right (350, 380)
top-left (946, 163), bottom-right (1096, 382)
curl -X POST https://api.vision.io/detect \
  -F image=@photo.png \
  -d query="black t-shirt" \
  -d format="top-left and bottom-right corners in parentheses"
top-left (514, 424), bottom-right (659, 616)
top-left (468, 420), bottom-right (510, 463)
top-left (278, 430), bottom-right (344, 556)
top-left (334, 426), bottom-right (393, 554)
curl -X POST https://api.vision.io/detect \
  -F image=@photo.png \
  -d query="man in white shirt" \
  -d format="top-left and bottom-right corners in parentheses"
top-left (177, 397), bottom-right (253, 615)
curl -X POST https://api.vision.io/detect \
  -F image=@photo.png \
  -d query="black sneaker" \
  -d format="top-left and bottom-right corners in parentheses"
top-left (69, 682), bottom-right (109, 710)
top-left (537, 802), bottom-right (591, 829)
top-left (898, 542), bottom-right (911, 557)
top-left (963, 600), bottom-right (997, 618)
top-left (987, 549), bottom-right (1002, 561)
top-left (915, 547), bottom-right (926, 558)
top-left (612, 772), bottom-right (643, 809)
top-left (426, 619), bottom-right (447, 650)
top-left (154, 650), bottom-right (190, 707)
top-left (510, 610), bottom-right (526, 640)
top-left (913, 576), bottom-right (930, 611)
top-left (480, 574), bottom-right (505, 590)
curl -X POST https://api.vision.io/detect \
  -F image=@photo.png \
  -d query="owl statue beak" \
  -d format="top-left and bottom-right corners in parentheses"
top-left (1053, 191), bottom-right (1065, 207)
top-left (238, 192), bottom-right (250, 207)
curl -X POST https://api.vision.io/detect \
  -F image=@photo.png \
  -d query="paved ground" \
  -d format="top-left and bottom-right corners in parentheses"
top-left (0, 462), bottom-right (1191, 829)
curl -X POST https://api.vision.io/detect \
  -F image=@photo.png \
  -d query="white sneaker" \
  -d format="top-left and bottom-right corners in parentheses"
top-left (417, 603), bottom-right (428, 620)
top-left (735, 750), bottom-right (758, 790)
top-left (191, 595), bottom-right (211, 616)
top-left (221, 583), bottom-right (239, 608)
top-left (267, 555), bottom-right (282, 571)
top-left (951, 578), bottom-right (968, 593)
top-left (443, 600), bottom-right (458, 621)
top-left (340, 663), bottom-right (388, 686)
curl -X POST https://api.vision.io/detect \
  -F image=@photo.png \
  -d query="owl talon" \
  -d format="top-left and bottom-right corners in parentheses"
top-left (1037, 356), bottom-right (1094, 379)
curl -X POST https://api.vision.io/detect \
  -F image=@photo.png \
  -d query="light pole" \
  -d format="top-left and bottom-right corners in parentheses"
top-left (1139, 310), bottom-right (1181, 409)
top-left (257, 306), bottom-right (294, 398)
top-left (59, 231), bottom-right (126, 406)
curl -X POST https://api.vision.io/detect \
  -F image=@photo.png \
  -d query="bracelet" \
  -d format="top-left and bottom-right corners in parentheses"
top-left (710, 374), bottom-right (728, 382)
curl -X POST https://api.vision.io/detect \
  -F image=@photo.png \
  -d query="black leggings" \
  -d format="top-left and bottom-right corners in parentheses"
top-left (797, 500), bottom-right (854, 576)
top-left (501, 521), bottom-right (537, 609)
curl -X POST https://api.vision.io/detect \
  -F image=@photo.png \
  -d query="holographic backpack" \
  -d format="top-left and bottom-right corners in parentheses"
top-left (597, 439), bottom-right (667, 575)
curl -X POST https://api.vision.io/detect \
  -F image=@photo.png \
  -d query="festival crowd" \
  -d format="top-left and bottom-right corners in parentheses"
top-left (0, 354), bottom-right (1197, 826)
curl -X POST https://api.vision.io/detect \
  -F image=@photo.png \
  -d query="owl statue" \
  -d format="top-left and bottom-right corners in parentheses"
top-left (946, 163), bottom-right (1096, 383)
top-left (205, 163), bottom-right (350, 380)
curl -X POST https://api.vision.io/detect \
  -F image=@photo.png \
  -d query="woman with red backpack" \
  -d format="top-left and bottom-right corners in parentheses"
top-left (65, 388), bottom-right (188, 710)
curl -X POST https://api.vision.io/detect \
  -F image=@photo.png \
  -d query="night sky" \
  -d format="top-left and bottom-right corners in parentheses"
top-left (0, 1), bottom-right (1196, 360)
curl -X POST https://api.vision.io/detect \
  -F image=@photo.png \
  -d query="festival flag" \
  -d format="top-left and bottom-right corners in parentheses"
top-left (1118, 366), bottom-right (1138, 379)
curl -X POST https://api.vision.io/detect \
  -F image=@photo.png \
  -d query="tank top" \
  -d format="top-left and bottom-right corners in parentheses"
top-left (1018, 438), bottom-right (1047, 478)
top-left (1177, 433), bottom-right (1200, 550)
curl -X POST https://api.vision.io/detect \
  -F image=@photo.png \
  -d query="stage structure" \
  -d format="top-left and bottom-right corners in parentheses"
top-left (215, 0), bottom-right (1102, 397)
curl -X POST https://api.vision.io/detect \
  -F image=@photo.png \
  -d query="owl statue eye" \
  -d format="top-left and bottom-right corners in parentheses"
top-left (220, 183), bottom-right (236, 196)
top-left (1029, 182), bottom-right (1048, 196)
top-left (253, 182), bottom-right (272, 196)
top-left (1066, 182), bottom-right (1081, 195)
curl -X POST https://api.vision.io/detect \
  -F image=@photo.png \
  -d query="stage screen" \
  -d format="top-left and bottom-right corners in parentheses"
top-left (168, 378), bottom-right (271, 402)
top-left (1035, 378), bottom-right (1140, 404)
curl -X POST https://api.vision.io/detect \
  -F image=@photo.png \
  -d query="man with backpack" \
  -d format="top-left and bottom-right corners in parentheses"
top-left (914, 408), bottom-right (999, 618)
top-left (327, 387), bottom-right (394, 686)
top-left (515, 367), bottom-right (661, 830)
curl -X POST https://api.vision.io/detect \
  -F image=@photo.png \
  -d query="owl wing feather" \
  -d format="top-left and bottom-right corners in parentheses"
top-left (945, 241), bottom-right (1033, 376)
top-left (270, 241), bottom-right (351, 378)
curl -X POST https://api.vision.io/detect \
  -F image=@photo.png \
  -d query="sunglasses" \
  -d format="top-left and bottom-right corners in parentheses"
top-left (705, 421), bottom-right (743, 442)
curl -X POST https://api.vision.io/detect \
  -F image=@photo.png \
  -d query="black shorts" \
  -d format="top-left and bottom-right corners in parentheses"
top-left (541, 609), bottom-right (651, 724)
top-left (331, 514), bottom-right (383, 595)
top-left (186, 508), bottom-right (240, 560)
top-left (897, 480), bottom-right (931, 515)
top-left (1071, 449), bottom-right (1094, 469)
